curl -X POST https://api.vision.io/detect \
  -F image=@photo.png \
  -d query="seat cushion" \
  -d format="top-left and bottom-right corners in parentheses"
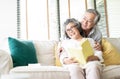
top-left (10, 66), bottom-right (70, 79)
top-left (102, 65), bottom-right (120, 79)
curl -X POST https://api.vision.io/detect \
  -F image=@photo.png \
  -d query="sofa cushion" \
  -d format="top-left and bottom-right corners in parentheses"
top-left (33, 41), bottom-right (58, 66)
top-left (102, 65), bottom-right (120, 79)
top-left (10, 66), bottom-right (70, 79)
top-left (102, 38), bottom-right (120, 66)
top-left (8, 37), bottom-right (38, 67)
top-left (105, 38), bottom-right (120, 52)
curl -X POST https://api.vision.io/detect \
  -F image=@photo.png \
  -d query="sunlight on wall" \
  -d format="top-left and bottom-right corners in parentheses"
top-left (0, 0), bottom-right (17, 53)
top-left (0, 0), bottom-right (17, 38)
top-left (20, 0), bottom-right (59, 41)
top-left (107, 0), bottom-right (120, 38)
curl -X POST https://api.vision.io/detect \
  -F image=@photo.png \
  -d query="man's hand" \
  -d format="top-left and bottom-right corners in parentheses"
top-left (63, 57), bottom-right (78, 64)
top-left (87, 55), bottom-right (100, 62)
top-left (94, 42), bottom-right (102, 51)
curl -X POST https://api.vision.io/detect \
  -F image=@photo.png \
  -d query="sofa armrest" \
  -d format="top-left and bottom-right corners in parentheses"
top-left (0, 50), bottom-right (13, 74)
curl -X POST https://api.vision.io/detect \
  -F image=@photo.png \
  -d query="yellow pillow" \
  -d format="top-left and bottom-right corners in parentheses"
top-left (55, 55), bottom-right (62, 66)
top-left (102, 38), bottom-right (120, 66)
top-left (54, 42), bottom-right (62, 66)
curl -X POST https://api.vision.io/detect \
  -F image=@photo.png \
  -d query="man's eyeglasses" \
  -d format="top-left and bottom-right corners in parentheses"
top-left (82, 16), bottom-right (94, 23)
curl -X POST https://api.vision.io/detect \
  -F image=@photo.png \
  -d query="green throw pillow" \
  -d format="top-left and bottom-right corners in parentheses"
top-left (8, 37), bottom-right (38, 67)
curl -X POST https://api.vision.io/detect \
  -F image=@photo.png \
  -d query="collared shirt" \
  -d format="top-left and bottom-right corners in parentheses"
top-left (81, 26), bottom-right (102, 43)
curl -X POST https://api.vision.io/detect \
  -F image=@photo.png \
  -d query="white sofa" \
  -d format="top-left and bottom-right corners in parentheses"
top-left (1, 38), bottom-right (120, 79)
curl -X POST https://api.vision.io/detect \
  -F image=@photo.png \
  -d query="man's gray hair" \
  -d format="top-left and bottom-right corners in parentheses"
top-left (86, 9), bottom-right (101, 25)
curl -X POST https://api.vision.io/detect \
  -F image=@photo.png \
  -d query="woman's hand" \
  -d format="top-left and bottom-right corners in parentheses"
top-left (63, 57), bottom-right (78, 64)
top-left (87, 55), bottom-right (100, 62)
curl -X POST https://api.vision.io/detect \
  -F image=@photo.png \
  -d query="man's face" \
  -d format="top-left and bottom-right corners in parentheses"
top-left (81, 12), bottom-right (96, 31)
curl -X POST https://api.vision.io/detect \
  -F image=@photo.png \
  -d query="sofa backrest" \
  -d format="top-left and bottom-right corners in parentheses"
top-left (33, 40), bottom-right (58, 66)
top-left (104, 38), bottom-right (120, 52)
top-left (33, 38), bottom-right (120, 66)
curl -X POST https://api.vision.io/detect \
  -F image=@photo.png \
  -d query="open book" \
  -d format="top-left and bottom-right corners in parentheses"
top-left (67, 39), bottom-right (94, 65)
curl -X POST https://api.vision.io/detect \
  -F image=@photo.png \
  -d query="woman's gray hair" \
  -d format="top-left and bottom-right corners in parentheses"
top-left (63, 18), bottom-right (82, 39)
top-left (85, 9), bottom-right (101, 25)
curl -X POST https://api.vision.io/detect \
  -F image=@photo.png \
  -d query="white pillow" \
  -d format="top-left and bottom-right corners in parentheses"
top-left (33, 41), bottom-right (58, 66)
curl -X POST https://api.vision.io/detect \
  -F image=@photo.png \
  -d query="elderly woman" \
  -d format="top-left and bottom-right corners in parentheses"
top-left (59, 18), bottom-right (104, 79)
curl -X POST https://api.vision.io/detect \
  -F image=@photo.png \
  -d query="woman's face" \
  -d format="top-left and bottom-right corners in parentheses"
top-left (65, 22), bottom-right (81, 39)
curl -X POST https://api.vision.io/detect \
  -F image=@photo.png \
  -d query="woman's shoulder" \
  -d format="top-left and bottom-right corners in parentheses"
top-left (86, 38), bottom-right (95, 44)
top-left (61, 39), bottom-right (72, 45)
top-left (86, 38), bottom-right (94, 41)
top-left (61, 39), bottom-right (71, 43)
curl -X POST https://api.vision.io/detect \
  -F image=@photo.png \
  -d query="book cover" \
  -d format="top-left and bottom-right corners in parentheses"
top-left (67, 39), bottom-right (94, 65)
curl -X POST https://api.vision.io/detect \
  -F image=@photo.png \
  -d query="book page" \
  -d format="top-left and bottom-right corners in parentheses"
top-left (67, 39), bottom-right (94, 65)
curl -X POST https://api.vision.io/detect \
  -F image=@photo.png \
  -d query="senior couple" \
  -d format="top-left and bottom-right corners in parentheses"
top-left (59, 9), bottom-right (104, 79)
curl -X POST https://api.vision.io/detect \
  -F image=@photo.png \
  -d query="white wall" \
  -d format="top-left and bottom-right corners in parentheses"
top-left (107, 0), bottom-right (120, 38)
top-left (0, 0), bottom-right (17, 51)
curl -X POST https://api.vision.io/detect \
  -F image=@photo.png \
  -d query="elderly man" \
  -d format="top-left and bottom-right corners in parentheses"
top-left (80, 9), bottom-right (102, 50)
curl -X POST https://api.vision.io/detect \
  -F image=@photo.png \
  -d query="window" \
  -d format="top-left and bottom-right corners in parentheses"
top-left (95, 0), bottom-right (108, 37)
top-left (19, 0), bottom-right (89, 41)
top-left (59, 0), bottom-right (86, 40)
top-left (20, 0), bottom-right (60, 41)
top-left (106, 0), bottom-right (120, 37)
top-left (0, 0), bottom-right (17, 52)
